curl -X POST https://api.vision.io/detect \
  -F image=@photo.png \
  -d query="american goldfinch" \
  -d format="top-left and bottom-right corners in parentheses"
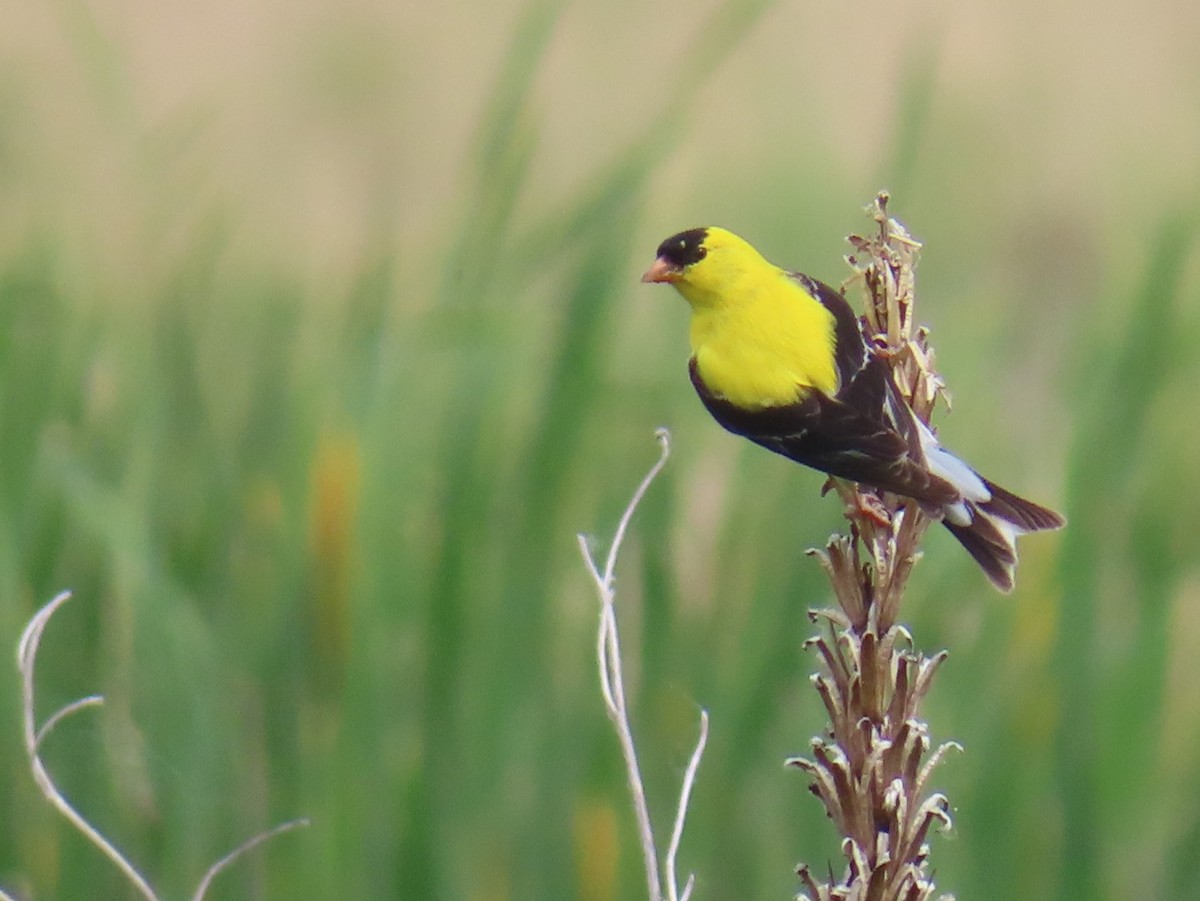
top-left (642, 226), bottom-right (1064, 592)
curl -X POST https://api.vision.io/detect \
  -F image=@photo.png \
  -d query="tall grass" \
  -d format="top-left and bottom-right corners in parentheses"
top-left (1052, 212), bottom-right (1199, 900)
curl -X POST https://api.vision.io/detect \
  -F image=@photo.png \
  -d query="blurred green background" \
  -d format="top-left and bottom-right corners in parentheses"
top-left (2, 0), bottom-right (1199, 898)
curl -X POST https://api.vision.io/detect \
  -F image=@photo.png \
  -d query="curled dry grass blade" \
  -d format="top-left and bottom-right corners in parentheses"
top-left (578, 430), bottom-right (708, 901)
top-left (6, 591), bottom-right (308, 901)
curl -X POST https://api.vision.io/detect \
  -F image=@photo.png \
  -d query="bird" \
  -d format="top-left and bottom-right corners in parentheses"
top-left (641, 225), bottom-right (1064, 592)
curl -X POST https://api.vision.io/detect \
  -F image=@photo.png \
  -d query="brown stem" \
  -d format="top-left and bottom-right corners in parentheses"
top-left (794, 194), bottom-right (957, 901)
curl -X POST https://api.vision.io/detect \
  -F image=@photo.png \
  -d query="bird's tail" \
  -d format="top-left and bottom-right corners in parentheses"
top-left (941, 478), bottom-right (1065, 592)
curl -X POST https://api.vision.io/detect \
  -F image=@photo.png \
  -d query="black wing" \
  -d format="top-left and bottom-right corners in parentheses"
top-left (689, 356), bottom-right (960, 508)
top-left (790, 272), bottom-right (866, 393)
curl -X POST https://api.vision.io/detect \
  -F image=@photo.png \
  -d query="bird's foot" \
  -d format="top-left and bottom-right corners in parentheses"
top-left (848, 491), bottom-right (892, 528)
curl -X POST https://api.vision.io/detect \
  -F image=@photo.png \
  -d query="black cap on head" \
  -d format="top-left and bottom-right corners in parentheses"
top-left (655, 228), bottom-right (709, 268)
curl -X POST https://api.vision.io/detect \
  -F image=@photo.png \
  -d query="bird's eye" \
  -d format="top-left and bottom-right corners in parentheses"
top-left (696, 246), bottom-right (707, 260)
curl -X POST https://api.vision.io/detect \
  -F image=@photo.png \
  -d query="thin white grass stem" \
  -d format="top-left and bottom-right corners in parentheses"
top-left (578, 430), bottom-right (710, 901)
top-left (666, 709), bottom-right (708, 901)
top-left (603, 608), bottom-right (660, 901)
top-left (577, 430), bottom-right (675, 901)
top-left (590, 552), bottom-right (660, 901)
top-left (14, 591), bottom-right (310, 901)
top-left (17, 591), bottom-right (160, 901)
top-left (602, 428), bottom-right (671, 584)
top-left (592, 599), bottom-right (618, 712)
top-left (35, 695), bottom-right (104, 750)
top-left (578, 535), bottom-right (605, 588)
top-left (190, 817), bottom-right (311, 901)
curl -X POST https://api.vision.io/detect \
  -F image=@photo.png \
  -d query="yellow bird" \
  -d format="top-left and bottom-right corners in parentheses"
top-left (642, 226), bottom-right (1064, 591)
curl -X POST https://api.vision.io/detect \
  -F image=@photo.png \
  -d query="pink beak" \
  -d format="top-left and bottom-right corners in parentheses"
top-left (641, 257), bottom-right (681, 284)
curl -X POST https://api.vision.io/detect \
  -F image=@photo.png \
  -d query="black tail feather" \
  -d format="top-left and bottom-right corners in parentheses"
top-left (943, 481), bottom-right (1065, 592)
top-left (980, 478), bottom-right (1067, 532)
top-left (944, 514), bottom-right (1019, 592)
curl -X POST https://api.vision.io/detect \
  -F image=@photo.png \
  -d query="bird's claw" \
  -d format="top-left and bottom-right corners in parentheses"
top-left (848, 491), bottom-right (892, 528)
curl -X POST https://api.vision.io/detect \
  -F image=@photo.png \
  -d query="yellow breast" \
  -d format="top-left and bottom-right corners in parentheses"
top-left (688, 273), bottom-right (838, 409)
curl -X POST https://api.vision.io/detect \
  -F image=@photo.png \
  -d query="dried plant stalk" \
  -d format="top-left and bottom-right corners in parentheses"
top-left (790, 194), bottom-right (959, 901)
top-left (578, 429), bottom-right (707, 901)
top-left (5, 591), bottom-right (309, 901)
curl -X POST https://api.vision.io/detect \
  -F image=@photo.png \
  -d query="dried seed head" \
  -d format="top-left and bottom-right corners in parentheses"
top-left (793, 196), bottom-right (957, 901)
